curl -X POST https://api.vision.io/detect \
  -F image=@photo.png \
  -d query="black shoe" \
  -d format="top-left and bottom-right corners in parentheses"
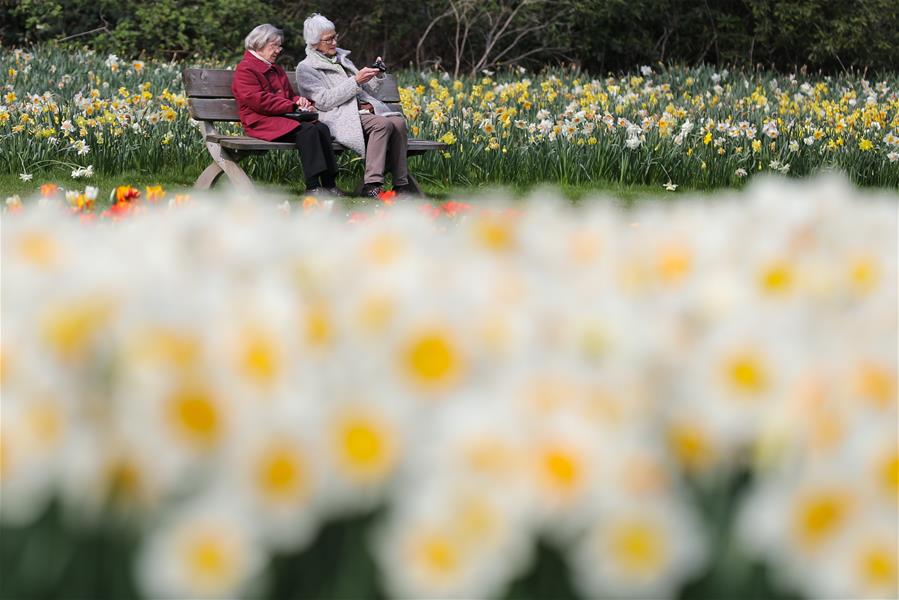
top-left (361, 183), bottom-right (385, 198)
top-left (325, 187), bottom-right (349, 197)
top-left (393, 184), bottom-right (419, 196)
top-left (306, 185), bottom-right (346, 197)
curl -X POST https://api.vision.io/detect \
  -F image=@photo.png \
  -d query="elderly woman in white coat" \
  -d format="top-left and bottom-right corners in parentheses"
top-left (296, 13), bottom-right (411, 197)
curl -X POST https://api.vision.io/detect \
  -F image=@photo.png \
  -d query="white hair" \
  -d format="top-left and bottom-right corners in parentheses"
top-left (303, 13), bottom-right (335, 47)
top-left (244, 24), bottom-right (283, 51)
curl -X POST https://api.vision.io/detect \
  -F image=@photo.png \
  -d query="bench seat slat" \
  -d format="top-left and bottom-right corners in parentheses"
top-left (216, 137), bottom-right (296, 151)
top-left (212, 135), bottom-right (447, 154)
top-left (407, 140), bottom-right (447, 152)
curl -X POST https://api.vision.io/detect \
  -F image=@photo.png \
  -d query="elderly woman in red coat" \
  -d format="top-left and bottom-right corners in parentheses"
top-left (232, 23), bottom-right (343, 195)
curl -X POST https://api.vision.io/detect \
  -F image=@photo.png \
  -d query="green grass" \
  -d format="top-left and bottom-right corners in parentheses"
top-left (0, 169), bottom-right (365, 206)
top-left (0, 169), bottom-right (675, 212)
top-left (0, 171), bottom-right (191, 201)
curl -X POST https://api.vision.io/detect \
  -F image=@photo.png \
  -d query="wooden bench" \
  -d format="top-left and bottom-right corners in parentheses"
top-left (181, 68), bottom-right (446, 194)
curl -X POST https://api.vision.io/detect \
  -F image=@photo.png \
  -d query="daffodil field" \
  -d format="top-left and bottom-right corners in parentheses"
top-left (2, 47), bottom-right (898, 190)
top-left (2, 41), bottom-right (898, 600)
top-left (2, 173), bottom-right (897, 599)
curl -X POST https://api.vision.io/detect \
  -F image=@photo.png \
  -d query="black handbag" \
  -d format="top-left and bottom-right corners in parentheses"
top-left (283, 111), bottom-right (319, 122)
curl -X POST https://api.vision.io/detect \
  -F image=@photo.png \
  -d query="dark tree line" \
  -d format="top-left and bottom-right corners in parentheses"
top-left (2, 0), bottom-right (896, 74)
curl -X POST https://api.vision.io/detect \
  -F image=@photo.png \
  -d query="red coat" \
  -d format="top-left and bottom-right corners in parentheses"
top-left (232, 51), bottom-right (302, 141)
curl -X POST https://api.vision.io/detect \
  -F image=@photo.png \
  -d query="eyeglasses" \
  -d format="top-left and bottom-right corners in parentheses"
top-left (320, 33), bottom-right (339, 44)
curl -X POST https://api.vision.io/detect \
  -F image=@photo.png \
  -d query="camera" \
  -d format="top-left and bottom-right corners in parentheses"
top-left (370, 58), bottom-right (387, 72)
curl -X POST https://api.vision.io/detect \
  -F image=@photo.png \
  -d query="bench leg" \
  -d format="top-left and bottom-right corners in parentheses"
top-left (405, 173), bottom-right (424, 196)
top-left (195, 162), bottom-right (224, 190)
top-left (198, 122), bottom-right (255, 192)
top-left (213, 146), bottom-right (255, 191)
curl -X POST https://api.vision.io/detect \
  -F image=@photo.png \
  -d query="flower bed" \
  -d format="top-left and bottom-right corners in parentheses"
top-left (2, 47), bottom-right (898, 189)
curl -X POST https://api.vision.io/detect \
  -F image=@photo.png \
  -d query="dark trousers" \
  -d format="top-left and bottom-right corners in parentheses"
top-left (275, 121), bottom-right (338, 188)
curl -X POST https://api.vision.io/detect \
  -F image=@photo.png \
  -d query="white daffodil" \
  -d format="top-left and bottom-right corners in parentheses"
top-left (570, 496), bottom-right (707, 599)
top-left (135, 495), bottom-right (264, 599)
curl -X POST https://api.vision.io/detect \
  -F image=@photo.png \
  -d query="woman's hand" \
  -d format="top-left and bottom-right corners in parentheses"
top-left (294, 96), bottom-right (315, 111)
top-left (354, 67), bottom-right (380, 85)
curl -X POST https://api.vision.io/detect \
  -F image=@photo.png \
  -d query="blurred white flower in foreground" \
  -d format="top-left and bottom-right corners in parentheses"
top-left (136, 496), bottom-right (265, 599)
top-left (0, 174), bottom-right (895, 600)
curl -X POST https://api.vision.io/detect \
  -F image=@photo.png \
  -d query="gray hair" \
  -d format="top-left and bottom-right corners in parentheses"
top-left (303, 13), bottom-right (335, 47)
top-left (244, 24), bottom-right (283, 51)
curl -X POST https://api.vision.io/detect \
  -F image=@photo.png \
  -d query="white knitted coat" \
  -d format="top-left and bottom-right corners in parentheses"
top-left (295, 48), bottom-right (391, 156)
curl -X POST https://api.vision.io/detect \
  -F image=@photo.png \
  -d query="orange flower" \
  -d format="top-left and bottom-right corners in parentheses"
top-left (145, 185), bottom-right (165, 202)
top-left (442, 201), bottom-right (471, 216)
top-left (418, 204), bottom-right (441, 220)
top-left (377, 190), bottom-right (397, 204)
top-left (71, 193), bottom-right (93, 213)
top-left (102, 202), bottom-right (134, 220)
top-left (169, 194), bottom-right (191, 207)
top-left (40, 184), bottom-right (60, 198)
top-left (115, 185), bottom-right (141, 203)
top-left (302, 196), bottom-right (319, 210)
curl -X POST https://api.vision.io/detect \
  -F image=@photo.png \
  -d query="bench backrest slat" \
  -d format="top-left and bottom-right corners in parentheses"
top-left (182, 68), bottom-right (402, 116)
top-left (188, 98), bottom-right (240, 121)
top-left (373, 76), bottom-right (400, 103)
top-left (182, 69), bottom-right (237, 98)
